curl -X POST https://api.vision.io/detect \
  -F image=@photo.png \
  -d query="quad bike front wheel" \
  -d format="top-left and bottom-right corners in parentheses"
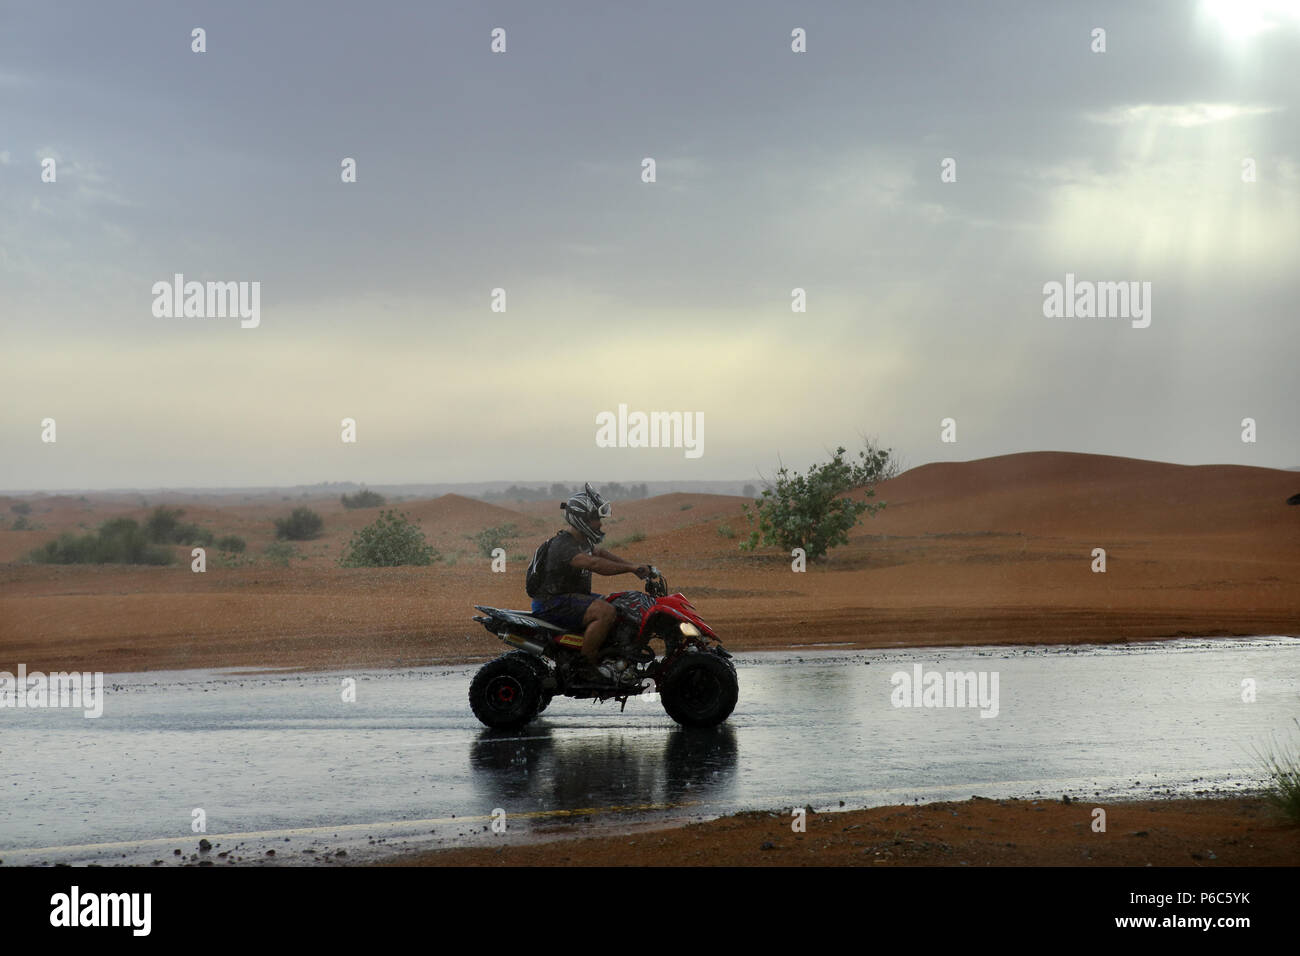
top-left (469, 655), bottom-right (544, 729)
top-left (658, 651), bottom-right (738, 728)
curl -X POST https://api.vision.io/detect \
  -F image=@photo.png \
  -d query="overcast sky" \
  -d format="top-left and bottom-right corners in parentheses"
top-left (2, 0), bottom-right (1298, 490)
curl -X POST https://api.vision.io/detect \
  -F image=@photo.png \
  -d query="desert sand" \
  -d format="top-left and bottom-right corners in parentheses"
top-left (376, 795), bottom-right (1300, 867)
top-left (2, 452), bottom-right (1298, 674)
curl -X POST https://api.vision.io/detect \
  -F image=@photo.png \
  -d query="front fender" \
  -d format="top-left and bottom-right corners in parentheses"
top-left (644, 607), bottom-right (719, 641)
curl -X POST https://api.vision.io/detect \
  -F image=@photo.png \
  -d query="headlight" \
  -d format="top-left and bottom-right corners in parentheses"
top-left (679, 622), bottom-right (701, 637)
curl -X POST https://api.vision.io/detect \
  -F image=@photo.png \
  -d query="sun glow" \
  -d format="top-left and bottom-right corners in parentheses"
top-left (1200, 0), bottom-right (1300, 40)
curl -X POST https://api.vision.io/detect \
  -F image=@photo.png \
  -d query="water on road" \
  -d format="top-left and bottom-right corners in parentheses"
top-left (2, 637), bottom-right (1296, 865)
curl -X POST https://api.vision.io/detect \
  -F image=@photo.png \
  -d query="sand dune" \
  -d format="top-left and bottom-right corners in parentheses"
top-left (1, 452), bottom-right (1296, 673)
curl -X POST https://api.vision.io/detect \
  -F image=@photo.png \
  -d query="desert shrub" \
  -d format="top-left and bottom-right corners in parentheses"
top-left (11, 502), bottom-right (32, 515)
top-left (740, 443), bottom-right (895, 561)
top-left (341, 489), bottom-right (386, 509)
top-left (28, 517), bottom-right (172, 565)
top-left (471, 523), bottom-right (519, 558)
top-left (1255, 719), bottom-right (1300, 826)
top-left (339, 510), bottom-right (438, 567)
top-left (142, 506), bottom-right (214, 546)
top-left (612, 530), bottom-right (646, 547)
top-left (680, 503), bottom-right (693, 511)
top-left (263, 540), bottom-right (297, 566)
top-left (216, 535), bottom-right (247, 553)
top-left (176, 523), bottom-right (214, 546)
top-left (12, 515), bottom-right (31, 531)
top-left (274, 507), bottom-right (323, 541)
top-left (717, 523), bottom-right (736, 539)
top-left (144, 506), bottom-right (184, 543)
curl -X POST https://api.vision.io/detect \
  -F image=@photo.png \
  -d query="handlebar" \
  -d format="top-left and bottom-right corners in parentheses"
top-left (644, 566), bottom-right (667, 597)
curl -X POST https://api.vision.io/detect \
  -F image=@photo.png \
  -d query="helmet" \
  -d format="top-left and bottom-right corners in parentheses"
top-left (561, 482), bottom-right (611, 547)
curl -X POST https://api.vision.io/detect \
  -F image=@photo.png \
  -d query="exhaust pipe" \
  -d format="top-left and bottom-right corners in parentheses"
top-left (500, 632), bottom-right (548, 656)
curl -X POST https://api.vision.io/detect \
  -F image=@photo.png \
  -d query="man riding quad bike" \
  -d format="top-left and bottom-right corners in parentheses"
top-left (468, 483), bottom-right (738, 728)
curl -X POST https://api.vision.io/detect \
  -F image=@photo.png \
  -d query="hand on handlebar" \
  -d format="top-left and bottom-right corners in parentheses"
top-left (634, 565), bottom-right (651, 579)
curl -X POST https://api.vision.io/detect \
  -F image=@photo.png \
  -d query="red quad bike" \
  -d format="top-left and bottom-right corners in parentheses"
top-left (469, 567), bottom-right (737, 729)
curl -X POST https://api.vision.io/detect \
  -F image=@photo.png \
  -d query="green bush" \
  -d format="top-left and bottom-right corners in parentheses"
top-left (216, 535), bottom-right (247, 553)
top-left (680, 503), bottom-right (694, 511)
top-left (339, 510), bottom-right (438, 567)
top-left (28, 517), bottom-right (172, 565)
top-left (1255, 719), bottom-right (1300, 826)
top-left (12, 515), bottom-right (31, 531)
top-left (717, 523), bottom-right (736, 539)
top-left (341, 489), bottom-right (386, 509)
top-left (612, 530), bottom-right (646, 547)
top-left (144, 506), bottom-right (184, 543)
top-left (177, 523), bottom-right (214, 546)
top-left (739, 443), bottom-right (894, 561)
top-left (470, 523), bottom-right (519, 558)
top-left (275, 507), bottom-right (324, 541)
top-left (10, 502), bottom-right (32, 515)
top-left (263, 541), bottom-right (297, 567)
top-left (144, 506), bottom-right (214, 545)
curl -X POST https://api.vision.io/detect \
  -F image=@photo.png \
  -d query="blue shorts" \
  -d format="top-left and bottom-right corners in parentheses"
top-left (531, 593), bottom-right (603, 632)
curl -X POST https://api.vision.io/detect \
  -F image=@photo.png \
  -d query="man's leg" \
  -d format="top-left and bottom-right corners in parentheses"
top-left (579, 598), bottom-right (617, 665)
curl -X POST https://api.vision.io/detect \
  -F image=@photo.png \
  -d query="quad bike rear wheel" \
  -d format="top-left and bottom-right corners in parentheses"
top-left (502, 651), bottom-right (554, 715)
top-left (469, 654), bottom-right (544, 729)
top-left (658, 651), bottom-right (738, 728)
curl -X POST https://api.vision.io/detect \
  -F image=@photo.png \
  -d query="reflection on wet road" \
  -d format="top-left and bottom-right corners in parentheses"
top-left (3, 638), bottom-right (1296, 864)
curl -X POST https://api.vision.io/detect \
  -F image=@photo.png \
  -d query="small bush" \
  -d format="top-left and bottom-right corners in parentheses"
top-left (263, 541), bottom-right (297, 567)
top-left (680, 503), bottom-right (694, 511)
top-left (12, 515), bottom-right (31, 531)
top-left (470, 523), bottom-right (519, 558)
top-left (143, 506), bottom-right (214, 546)
top-left (275, 507), bottom-right (324, 541)
top-left (341, 489), bottom-right (386, 509)
top-left (10, 502), bottom-right (32, 515)
top-left (340, 510), bottom-right (438, 567)
top-left (216, 535), bottom-right (247, 553)
top-left (144, 506), bottom-right (184, 543)
top-left (717, 523), bottom-right (736, 539)
top-left (28, 517), bottom-right (172, 565)
top-left (740, 443), bottom-right (894, 561)
top-left (1255, 719), bottom-right (1300, 826)
top-left (612, 530), bottom-right (646, 547)
top-left (176, 523), bottom-right (214, 546)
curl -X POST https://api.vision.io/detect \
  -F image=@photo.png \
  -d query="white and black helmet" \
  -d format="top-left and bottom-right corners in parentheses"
top-left (561, 482), bottom-right (611, 546)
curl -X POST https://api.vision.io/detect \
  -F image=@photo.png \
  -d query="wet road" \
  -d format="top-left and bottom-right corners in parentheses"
top-left (2, 637), bottom-right (1297, 865)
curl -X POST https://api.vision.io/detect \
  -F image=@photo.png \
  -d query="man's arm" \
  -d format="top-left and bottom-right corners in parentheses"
top-left (571, 553), bottom-right (647, 577)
